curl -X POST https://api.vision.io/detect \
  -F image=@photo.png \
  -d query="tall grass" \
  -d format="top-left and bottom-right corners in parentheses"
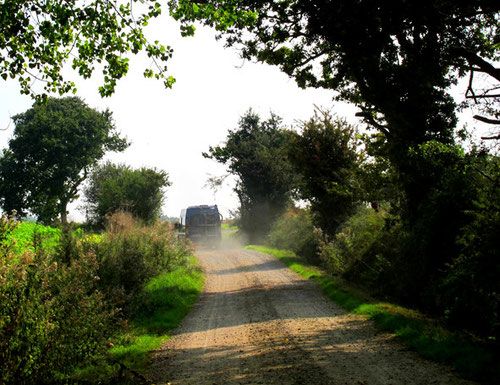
top-left (247, 245), bottom-right (499, 384)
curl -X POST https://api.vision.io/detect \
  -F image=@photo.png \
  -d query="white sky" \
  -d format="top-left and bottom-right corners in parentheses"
top-left (0, 12), bottom-right (490, 222)
top-left (0, 15), bottom-right (356, 221)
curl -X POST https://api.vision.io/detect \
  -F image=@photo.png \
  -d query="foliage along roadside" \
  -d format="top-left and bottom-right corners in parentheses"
top-left (246, 245), bottom-right (499, 384)
top-left (74, 255), bottom-right (204, 383)
top-left (0, 212), bottom-right (199, 384)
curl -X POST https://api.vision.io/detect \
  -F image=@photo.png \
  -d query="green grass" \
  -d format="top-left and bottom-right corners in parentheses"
top-left (221, 222), bottom-right (238, 231)
top-left (74, 256), bottom-right (204, 383)
top-left (114, 256), bottom-right (204, 369)
top-left (247, 245), bottom-right (499, 384)
top-left (3, 222), bottom-right (61, 255)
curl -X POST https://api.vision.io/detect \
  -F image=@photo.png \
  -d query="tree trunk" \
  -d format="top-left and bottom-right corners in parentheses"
top-left (60, 200), bottom-right (68, 228)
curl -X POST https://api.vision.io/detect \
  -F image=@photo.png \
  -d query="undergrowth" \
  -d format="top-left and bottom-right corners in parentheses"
top-left (74, 256), bottom-right (204, 383)
top-left (247, 245), bottom-right (499, 384)
top-left (1, 212), bottom-right (202, 384)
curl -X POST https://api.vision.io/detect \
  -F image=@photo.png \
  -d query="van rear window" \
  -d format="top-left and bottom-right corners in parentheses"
top-left (186, 212), bottom-right (220, 226)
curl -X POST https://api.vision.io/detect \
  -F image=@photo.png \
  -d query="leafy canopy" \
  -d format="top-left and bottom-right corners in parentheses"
top-left (204, 109), bottom-right (295, 240)
top-left (84, 162), bottom-right (170, 227)
top-left (0, 0), bottom-right (174, 99)
top-left (0, 97), bottom-right (128, 223)
top-left (287, 110), bottom-right (362, 236)
top-left (172, 1), bottom-right (500, 221)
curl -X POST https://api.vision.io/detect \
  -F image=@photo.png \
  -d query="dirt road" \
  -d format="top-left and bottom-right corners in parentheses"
top-left (149, 248), bottom-right (473, 384)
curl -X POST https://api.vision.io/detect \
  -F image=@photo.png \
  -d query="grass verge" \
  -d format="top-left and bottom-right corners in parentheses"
top-left (221, 223), bottom-right (238, 231)
top-left (246, 245), bottom-right (498, 384)
top-left (75, 255), bottom-right (204, 383)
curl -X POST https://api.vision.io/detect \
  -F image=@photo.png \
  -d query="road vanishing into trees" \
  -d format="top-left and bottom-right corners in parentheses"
top-left (149, 247), bottom-right (474, 385)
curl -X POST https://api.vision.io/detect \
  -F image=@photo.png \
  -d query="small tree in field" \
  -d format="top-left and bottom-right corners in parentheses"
top-left (84, 162), bottom-right (170, 227)
top-left (0, 97), bottom-right (128, 224)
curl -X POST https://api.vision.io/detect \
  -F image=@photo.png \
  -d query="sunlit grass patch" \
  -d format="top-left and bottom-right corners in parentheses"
top-left (247, 245), bottom-right (498, 383)
top-left (3, 222), bottom-right (61, 255)
top-left (75, 256), bottom-right (204, 383)
top-left (111, 256), bottom-right (204, 372)
top-left (221, 222), bottom-right (238, 231)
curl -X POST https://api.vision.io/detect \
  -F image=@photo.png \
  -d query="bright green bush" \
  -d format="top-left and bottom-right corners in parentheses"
top-left (266, 207), bottom-right (319, 262)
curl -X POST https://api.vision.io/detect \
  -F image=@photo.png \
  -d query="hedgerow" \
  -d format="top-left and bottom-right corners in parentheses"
top-left (0, 211), bottom-right (192, 384)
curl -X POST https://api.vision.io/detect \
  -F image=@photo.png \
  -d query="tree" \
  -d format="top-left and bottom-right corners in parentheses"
top-left (464, 61), bottom-right (500, 140)
top-left (172, 1), bottom-right (500, 308)
top-left (204, 110), bottom-right (295, 241)
top-left (172, 0), bottom-right (499, 220)
top-left (287, 110), bottom-right (362, 237)
top-left (84, 162), bottom-right (170, 227)
top-left (0, 1), bottom-right (173, 99)
top-left (0, 97), bottom-right (128, 224)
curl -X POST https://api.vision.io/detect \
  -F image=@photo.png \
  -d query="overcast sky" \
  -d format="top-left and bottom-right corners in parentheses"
top-left (0, 12), bottom-right (487, 222)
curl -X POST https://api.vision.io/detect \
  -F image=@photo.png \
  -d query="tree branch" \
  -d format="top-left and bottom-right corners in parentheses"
top-left (473, 115), bottom-right (500, 125)
top-left (461, 51), bottom-right (500, 82)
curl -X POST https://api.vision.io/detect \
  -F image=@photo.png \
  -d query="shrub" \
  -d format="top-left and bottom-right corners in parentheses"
top-left (267, 207), bottom-right (319, 262)
top-left (0, 242), bottom-right (116, 384)
top-left (1, 212), bottom-right (18, 258)
top-left (1, 212), bottom-right (193, 383)
top-left (441, 156), bottom-right (500, 342)
top-left (94, 212), bottom-right (192, 312)
top-left (317, 205), bottom-right (399, 294)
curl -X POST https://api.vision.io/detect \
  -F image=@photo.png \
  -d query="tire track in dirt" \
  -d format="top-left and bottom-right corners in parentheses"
top-left (148, 248), bottom-right (474, 384)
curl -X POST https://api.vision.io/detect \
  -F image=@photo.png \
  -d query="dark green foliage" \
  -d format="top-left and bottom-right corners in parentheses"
top-left (287, 110), bottom-right (362, 236)
top-left (0, 97), bottom-right (128, 224)
top-left (442, 155), bottom-right (500, 341)
top-left (0, 1), bottom-right (173, 98)
top-left (84, 162), bottom-right (170, 227)
top-left (204, 110), bottom-right (296, 242)
top-left (172, 0), bottom-right (499, 220)
top-left (267, 207), bottom-right (319, 262)
top-left (392, 141), bottom-right (477, 306)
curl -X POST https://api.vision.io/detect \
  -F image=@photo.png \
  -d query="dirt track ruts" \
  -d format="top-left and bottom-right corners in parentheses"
top-left (149, 247), bottom-right (474, 385)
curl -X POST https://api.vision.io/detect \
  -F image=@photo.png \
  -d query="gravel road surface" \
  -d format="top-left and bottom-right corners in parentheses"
top-left (149, 247), bottom-right (473, 385)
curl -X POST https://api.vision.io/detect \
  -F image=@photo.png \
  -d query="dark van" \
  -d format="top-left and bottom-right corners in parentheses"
top-left (179, 205), bottom-right (222, 245)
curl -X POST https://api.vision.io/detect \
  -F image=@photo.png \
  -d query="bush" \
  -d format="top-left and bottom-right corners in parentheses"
top-left (441, 156), bottom-right (500, 342)
top-left (267, 207), bottom-right (319, 262)
top-left (317, 205), bottom-right (400, 294)
top-left (0, 237), bottom-right (116, 384)
top-left (0, 211), bottom-right (192, 384)
top-left (94, 212), bottom-right (192, 311)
